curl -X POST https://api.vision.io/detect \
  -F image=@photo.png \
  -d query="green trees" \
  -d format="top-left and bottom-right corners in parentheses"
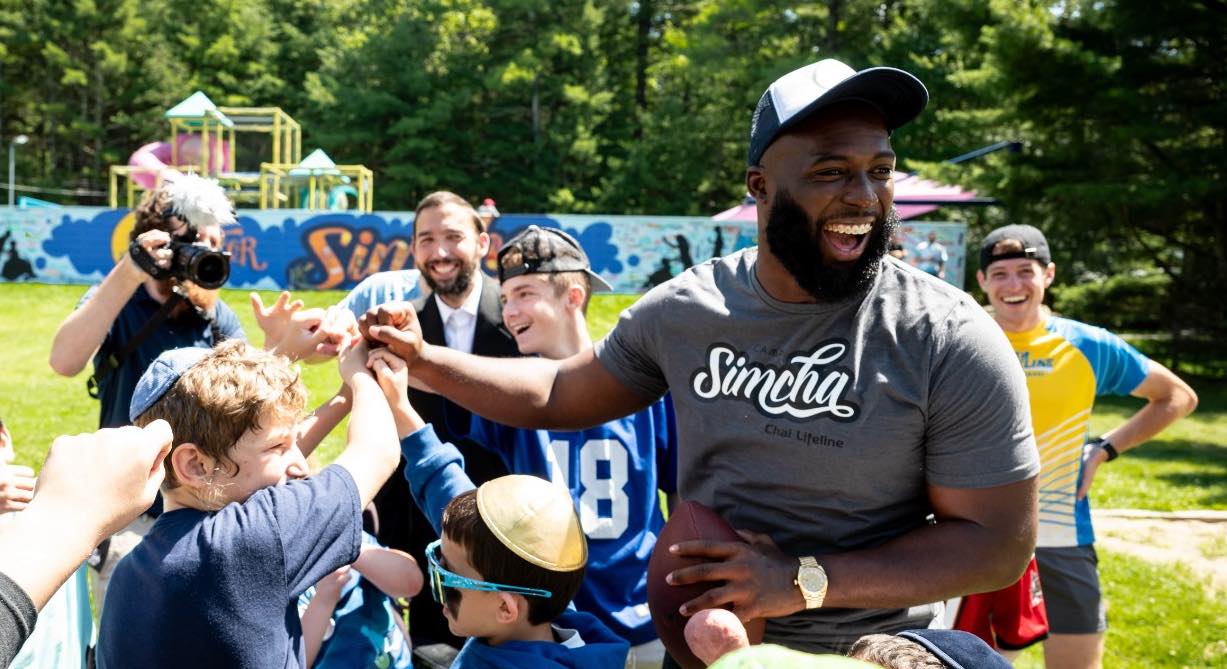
top-left (1, 0), bottom-right (1222, 354)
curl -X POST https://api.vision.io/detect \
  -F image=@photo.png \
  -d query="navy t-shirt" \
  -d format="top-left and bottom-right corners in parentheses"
top-left (96, 466), bottom-right (362, 669)
top-left (81, 284), bottom-right (245, 429)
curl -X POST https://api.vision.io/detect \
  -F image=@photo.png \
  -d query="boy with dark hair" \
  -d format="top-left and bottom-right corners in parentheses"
top-left (96, 339), bottom-right (402, 668)
top-left (359, 344), bottom-right (629, 668)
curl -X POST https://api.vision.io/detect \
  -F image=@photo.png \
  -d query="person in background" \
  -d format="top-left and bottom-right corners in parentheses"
top-left (973, 224), bottom-right (1197, 669)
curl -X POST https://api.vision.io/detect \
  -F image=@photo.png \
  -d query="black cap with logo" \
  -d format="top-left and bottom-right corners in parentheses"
top-left (497, 225), bottom-right (613, 292)
top-left (979, 224), bottom-right (1052, 271)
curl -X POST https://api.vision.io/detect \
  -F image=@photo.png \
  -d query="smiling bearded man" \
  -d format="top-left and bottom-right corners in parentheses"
top-left (355, 59), bottom-right (1042, 656)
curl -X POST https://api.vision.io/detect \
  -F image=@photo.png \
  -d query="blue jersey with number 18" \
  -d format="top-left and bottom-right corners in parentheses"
top-left (467, 395), bottom-right (678, 645)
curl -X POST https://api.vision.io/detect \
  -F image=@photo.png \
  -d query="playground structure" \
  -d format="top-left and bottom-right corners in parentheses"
top-left (109, 91), bottom-right (373, 212)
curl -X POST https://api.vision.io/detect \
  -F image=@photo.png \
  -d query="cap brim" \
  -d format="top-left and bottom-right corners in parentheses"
top-left (586, 270), bottom-right (613, 293)
top-left (780, 67), bottom-right (928, 136)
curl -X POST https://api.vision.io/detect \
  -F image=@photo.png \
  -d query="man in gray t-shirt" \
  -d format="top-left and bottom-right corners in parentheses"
top-left (361, 58), bottom-right (1039, 654)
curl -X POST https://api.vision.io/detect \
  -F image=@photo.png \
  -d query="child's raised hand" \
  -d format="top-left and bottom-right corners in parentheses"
top-left (337, 336), bottom-right (373, 386)
top-left (367, 348), bottom-right (410, 404)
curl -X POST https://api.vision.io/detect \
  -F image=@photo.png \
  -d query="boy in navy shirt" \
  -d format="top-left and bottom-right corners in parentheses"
top-left (357, 342), bottom-right (629, 669)
top-left (96, 339), bottom-right (401, 668)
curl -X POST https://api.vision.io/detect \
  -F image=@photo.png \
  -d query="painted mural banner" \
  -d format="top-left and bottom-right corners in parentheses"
top-left (0, 207), bottom-right (759, 293)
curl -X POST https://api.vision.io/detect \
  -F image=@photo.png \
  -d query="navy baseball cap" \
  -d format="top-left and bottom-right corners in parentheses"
top-left (497, 225), bottom-right (613, 292)
top-left (979, 224), bottom-right (1052, 270)
top-left (128, 346), bottom-right (211, 422)
top-left (747, 59), bottom-right (928, 166)
top-left (897, 629), bottom-right (1012, 669)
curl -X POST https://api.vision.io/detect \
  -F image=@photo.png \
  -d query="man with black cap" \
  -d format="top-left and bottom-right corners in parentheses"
top-left (362, 59), bottom-right (1040, 652)
top-left (973, 224), bottom-right (1197, 669)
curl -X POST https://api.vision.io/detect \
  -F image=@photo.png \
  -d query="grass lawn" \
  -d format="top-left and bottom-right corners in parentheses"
top-left (3, 281), bottom-right (1225, 664)
top-left (1013, 549), bottom-right (1227, 669)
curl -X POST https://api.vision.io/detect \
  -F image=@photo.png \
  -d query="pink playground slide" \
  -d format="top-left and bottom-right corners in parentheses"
top-left (128, 134), bottom-right (231, 189)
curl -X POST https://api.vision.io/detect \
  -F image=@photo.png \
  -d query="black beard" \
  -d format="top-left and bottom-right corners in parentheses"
top-left (765, 190), bottom-right (897, 302)
top-left (422, 259), bottom-right (476, 298)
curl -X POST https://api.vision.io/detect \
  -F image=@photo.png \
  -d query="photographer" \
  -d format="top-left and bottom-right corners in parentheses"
top-left (50, 175), bottom-right (245, 430)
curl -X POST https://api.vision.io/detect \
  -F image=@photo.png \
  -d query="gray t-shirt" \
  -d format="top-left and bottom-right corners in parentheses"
top-left (595, 248), bottom-right (1038, 652)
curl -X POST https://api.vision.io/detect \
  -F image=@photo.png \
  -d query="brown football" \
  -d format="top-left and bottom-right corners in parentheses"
top-left (647, 501), bottom-right (765, 668)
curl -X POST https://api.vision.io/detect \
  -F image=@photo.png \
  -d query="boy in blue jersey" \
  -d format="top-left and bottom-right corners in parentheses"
top-left (96, 339), bottom-right (402, 668)
top-left (358, 343), bottom-right (629, 669)
top-left (465, 225), bottom-right (677, 665)
top-left (971, 224), bottom-right (1197, 669)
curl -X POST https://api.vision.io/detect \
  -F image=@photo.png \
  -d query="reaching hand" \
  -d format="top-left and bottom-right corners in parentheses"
top-left (251, 291), bottom-right (305, 351)
top-left (358, 302), bottom-right (424, 366)
top-left (0, 465), bottom-right (36, 513)
top-left (368, 348), bottom-right (410, 406)
top-left (34, 421), bottom-right (173, 542)
top-left (337, 336), bottom-right (373, 386)
top-left (667, 530), bottom-right (803, 622)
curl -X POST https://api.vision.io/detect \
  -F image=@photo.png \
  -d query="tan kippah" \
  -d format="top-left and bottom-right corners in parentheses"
top-left (476, 475), bottom-right (587, 572)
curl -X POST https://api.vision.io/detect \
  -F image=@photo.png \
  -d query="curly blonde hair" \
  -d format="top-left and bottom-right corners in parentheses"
top-left (133, 340), bottom-right (306, 489)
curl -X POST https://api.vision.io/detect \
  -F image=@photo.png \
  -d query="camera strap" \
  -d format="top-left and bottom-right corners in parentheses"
top-left (87, 287), bottom-right (187, 399)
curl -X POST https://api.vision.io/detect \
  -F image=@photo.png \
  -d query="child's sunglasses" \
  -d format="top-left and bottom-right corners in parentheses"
top-left (424, 539), bottom-right (553, 606)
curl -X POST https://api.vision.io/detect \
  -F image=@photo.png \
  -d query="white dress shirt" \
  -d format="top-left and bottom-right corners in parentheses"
top-left (434, 272), bottom-right (483, 353)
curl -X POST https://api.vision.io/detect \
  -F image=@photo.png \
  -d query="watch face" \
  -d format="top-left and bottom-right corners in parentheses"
top-left (799, 569), bottom-right (826, 593)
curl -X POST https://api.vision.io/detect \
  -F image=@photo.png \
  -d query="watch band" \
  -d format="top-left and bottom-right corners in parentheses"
top-left (1091, 436), bottom-right (1119, 462)
top-left (796, 556), bottom-right (826, 609)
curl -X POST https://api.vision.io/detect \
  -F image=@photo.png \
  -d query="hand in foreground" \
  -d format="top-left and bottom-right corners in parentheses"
top-left (685, 608), bottom-right (750, 666)
top-left (34, 421), bottom-right (173, 542)
top-left (667, 530), bottom-right (803, 622)
top-left (358, 301), bottom-right (424, 365)
top-left (0, 465), bottom-right (36, 513)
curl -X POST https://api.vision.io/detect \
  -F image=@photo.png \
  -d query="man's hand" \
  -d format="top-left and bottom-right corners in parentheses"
top-left (124, 229), bottom-right (174, 281)
top-left (0, 465), bottom-right (36, 513)
top-left (34, 421), bottom-right (173, 542)
top-left (667, 530), bottom-right (803, 622)
top-left (252, 291), bottom-right (305, 350)
top-left (358, 301), bottom-right (424, 365)
top-left (1077, 443), bottom-right (1110, 500)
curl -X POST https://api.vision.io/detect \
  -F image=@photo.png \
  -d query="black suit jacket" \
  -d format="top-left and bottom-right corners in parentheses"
top-left (372, 275), bottom-right (519, 648)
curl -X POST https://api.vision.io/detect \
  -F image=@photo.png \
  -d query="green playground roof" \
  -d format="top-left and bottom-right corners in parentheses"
top-left (164, 91), bottom-right (234, 128)
top-left (289, 148), bottom-right (341, 176)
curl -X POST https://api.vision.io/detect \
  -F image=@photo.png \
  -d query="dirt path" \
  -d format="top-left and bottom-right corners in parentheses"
top-left (1092, 509), bottom-right (1227, 593)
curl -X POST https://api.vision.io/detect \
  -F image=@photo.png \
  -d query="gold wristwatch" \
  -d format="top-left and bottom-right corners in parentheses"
top-left (795, 556), bottom-right (828, 609)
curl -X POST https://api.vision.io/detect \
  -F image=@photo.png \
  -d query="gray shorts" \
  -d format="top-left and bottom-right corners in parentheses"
top-left (1035, 545), bottom-right (1107, 635)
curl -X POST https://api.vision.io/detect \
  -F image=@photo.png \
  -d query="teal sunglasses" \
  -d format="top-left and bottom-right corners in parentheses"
top-left (425, 539), bottom-right (552, 606)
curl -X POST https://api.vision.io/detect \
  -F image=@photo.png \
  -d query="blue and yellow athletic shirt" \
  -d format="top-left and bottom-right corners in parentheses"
top-left (1005, 317), bottom-right (1149, 547)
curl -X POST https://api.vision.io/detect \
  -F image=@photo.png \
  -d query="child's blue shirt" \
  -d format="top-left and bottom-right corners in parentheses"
top-left (96, 466), bottom-right (362, 669)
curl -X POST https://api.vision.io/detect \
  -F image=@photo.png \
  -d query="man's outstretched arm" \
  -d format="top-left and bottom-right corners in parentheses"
top-left (361, 302), bottom-right (653, 430)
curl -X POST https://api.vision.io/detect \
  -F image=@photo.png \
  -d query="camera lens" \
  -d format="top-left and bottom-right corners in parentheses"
top-left (192, 253), bottom-right (229, 289)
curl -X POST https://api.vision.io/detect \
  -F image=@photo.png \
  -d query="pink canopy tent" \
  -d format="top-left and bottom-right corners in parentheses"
top-left (712, 172), bottom-right (978, 221)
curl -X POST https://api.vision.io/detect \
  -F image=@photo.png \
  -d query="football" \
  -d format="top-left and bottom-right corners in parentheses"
top-left (647, 501), bottom-right (766, 668)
